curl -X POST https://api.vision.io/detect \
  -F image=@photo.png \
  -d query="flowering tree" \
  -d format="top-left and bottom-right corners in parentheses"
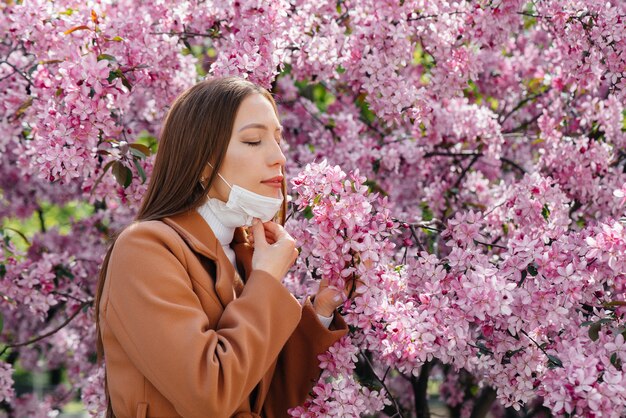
top-left (1, 0), bottom-right (625, 417)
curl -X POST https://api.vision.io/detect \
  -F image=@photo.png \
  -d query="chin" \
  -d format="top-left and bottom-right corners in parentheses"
top-left (259, 185), bottom-right (283, 199)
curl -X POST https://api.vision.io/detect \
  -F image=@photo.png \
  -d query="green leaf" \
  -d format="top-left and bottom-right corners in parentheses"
top-left (182, 38), bottom-right (192, 53)
top-left (605, 301), bottom-right (626, 307)
top-left (610, 352), bottom-right (622, 369)
top-left (517, 269), bottom-right (528, 287)
top-left (119, 73), bottom-right (132, 91)
top-left (547, 354), bottom-right (563, 368)
top-left (372, 159), bottom-right (380, 174)
top-left (420, 202), bottom-right (434, 222)
top-left (527, 264), bottom-right (538, 276)
top-left (129, 143), bottom-right (151, 158)
top-left (541, 204), bottom-right (550, 221)
top-left (302, 206), bottom-right (314, 220)
top-left (589, 322), bottom-right (601, 341)
top-left (129, 147), bottom-right (146, 159)
top-left (54, 264), bottom-right (75, 281)
top-left (112, 161), bottom-right (132, 188)
top-left (133, 159), bottom-right (147, 184)
top-left (355, 93), bottom-right (376, 124)
top-left (97, 54), bottom-right (116, 62)
top-left (135, 130), bottom-right (159, 154)
top-left (0, 312), bottom-right (3, 335)
top-left (14, 97), bottom-right (33, 117)
top-left (475, 341), bottom-right (493, 356)
top-left (107, 69), bottom-right (132, 91)
top-left (107, 69), bottom-right (122, 83)
top-left (0, 264), bottom-right (5, 279)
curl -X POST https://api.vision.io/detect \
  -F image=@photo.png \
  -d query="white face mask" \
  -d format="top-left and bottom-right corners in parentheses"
top-left (204, 163), bottom-right (283, 227)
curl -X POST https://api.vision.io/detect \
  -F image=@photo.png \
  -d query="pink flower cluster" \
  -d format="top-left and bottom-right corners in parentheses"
top-left (289, 336), bottom-right (389, 417)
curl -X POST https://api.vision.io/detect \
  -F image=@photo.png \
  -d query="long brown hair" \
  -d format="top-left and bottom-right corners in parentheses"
top-left (94, 76), bottom-right (287, 417)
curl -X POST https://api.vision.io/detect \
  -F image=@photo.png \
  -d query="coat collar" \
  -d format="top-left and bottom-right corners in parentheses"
top-left (162, 209), bottom-right (254, 306)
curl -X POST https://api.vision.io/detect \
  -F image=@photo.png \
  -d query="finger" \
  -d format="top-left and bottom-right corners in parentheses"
top-left (258, 225), bottom-right (276, 241)
top-left (250, 218), bottom-right (268, 247)
top-left (354, 281), bottom-right (367, 295)
top-left (262, 221), bottom-right (291, 242)
top-left (362, 259), bottom-right (374, 269)
top-left (261, 225), bottom-right (277, 241)
top-left (319, 277), bottom-right (329, 290)
top-left (344, 278), bottom-right (366, 298)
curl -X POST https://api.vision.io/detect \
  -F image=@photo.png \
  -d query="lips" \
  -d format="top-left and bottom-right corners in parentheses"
top-left (261, 176), bottom-right (284, 183)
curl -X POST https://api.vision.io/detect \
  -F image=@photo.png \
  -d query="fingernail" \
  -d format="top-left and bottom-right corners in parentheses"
top-left (333, 294), bottom-right (342, 302)
top-left (356, 286), bottom-right (367, 294)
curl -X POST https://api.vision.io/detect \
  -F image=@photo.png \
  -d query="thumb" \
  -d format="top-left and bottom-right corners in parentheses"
top-left (250, 218), bottom-right (267, 247)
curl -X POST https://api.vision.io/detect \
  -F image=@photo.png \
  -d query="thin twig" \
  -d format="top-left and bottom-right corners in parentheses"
top-left (408, 224), bottom-right (426, 253)
top-left (453, 153), bottom-right (480, 190)
top-left (359, 350), bottom-right (407, 418)
top-left (0, 302), bottom-right (91, 356)
top-left (0, 60), bottom-right (34, 86)
top-left (473, 239), bottom-right (507, 250)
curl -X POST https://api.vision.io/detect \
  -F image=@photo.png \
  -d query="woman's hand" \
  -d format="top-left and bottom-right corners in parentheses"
top-left (250, 218), bottom-right (299, 281)
top-left (313, 259), bottom-right (372, 317)
top-left (312, 276), bottom-right (366, 317)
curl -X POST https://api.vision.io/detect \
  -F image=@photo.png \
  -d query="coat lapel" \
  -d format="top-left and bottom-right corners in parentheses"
top-left (162, 209), bottom-right (250, 306)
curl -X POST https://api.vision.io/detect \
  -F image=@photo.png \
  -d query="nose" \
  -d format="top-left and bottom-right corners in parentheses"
top-left (268, 140), bottom-right (286, 168)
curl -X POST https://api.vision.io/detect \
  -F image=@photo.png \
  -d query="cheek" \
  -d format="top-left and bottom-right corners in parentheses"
top-left (222, 144), bottom-right (260, 187)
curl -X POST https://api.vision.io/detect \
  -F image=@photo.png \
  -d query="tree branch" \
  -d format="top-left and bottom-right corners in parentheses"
top-left (412, 360), bottom-right (432, 418)
top-left (0, 302), bottom-right (91, 356)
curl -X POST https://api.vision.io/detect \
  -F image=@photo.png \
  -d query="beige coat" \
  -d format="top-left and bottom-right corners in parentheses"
top-left (99, 209), bottom-right (348, 418)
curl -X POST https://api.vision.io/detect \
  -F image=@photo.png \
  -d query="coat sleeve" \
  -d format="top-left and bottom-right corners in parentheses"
top-left (261, 296), bottom-right (348, 416)
top-left (101, 222), bottom-right (302, 418)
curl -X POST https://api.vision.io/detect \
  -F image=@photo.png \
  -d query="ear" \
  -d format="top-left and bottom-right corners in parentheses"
top-left (201, 163), bottom-right (212, 182)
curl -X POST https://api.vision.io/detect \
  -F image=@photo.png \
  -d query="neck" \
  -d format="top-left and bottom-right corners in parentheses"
top-left (196, 199), bottom-right (236, 246)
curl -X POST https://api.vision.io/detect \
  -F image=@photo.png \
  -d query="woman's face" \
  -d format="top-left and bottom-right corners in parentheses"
top-left (205, 93), bottom-right (286, 201)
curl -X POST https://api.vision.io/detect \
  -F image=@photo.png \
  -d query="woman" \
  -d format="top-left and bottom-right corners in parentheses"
top-left (95, 77), bottom-right (350, 418)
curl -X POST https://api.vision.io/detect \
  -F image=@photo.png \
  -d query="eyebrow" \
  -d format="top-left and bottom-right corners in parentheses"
top-left (238, 123), bottom-right (283, 133)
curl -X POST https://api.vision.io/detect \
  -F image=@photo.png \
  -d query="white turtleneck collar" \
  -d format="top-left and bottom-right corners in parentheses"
top-left (196, 199), bottom-right (237, 268)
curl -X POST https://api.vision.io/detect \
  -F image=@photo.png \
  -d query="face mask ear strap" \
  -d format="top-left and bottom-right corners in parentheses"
top-left (206, 162), bottom-right (232, 189)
